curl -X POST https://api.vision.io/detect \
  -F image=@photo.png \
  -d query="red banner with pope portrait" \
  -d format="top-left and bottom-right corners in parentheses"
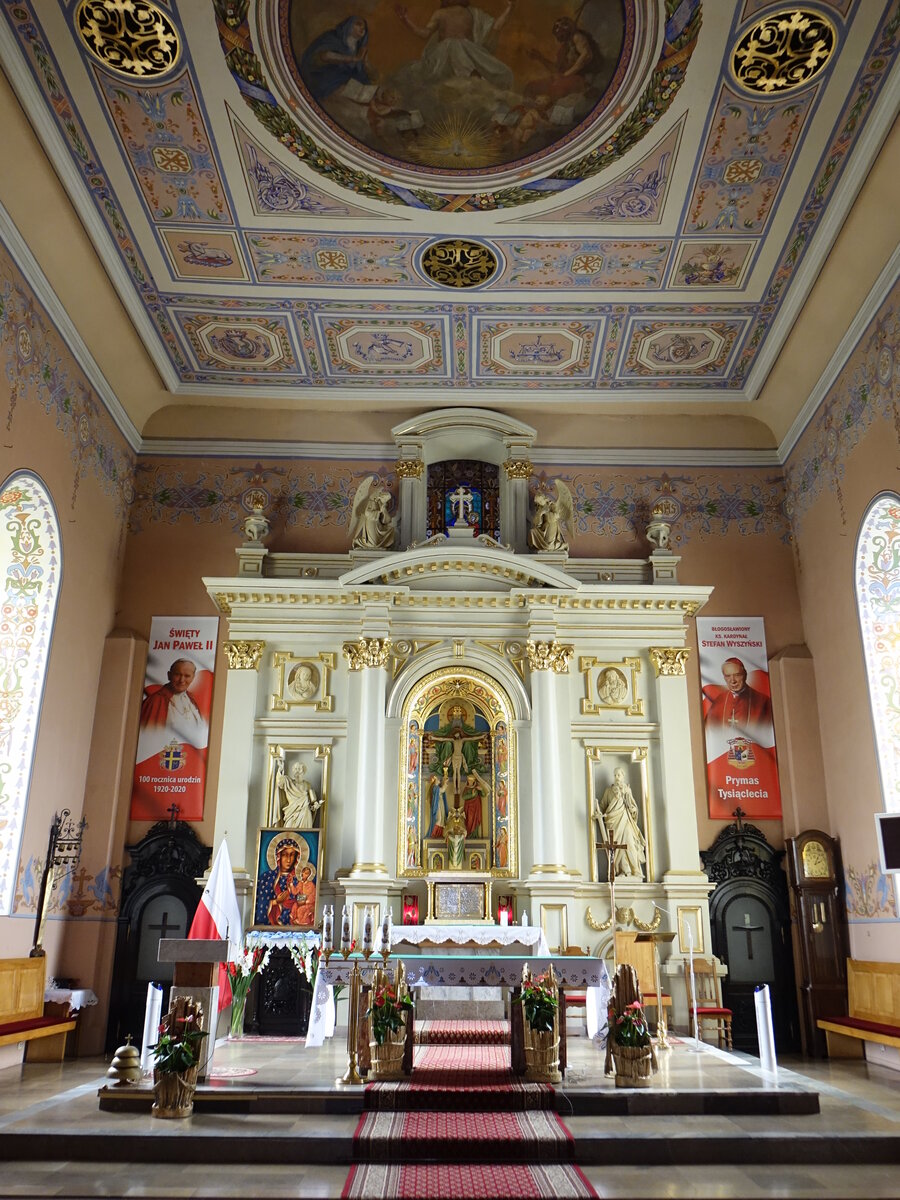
top-left (130, 616), bottom-right (218, 821)
top-left (697, 617), bottom-right (782, 819)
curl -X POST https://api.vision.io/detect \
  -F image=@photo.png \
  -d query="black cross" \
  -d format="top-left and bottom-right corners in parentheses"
top-left (149, 911), bottom-right (182, 939)
top-left (167, 803), bottom-right (181, 826)
top-left (732, 914), bottom-right (764, 959)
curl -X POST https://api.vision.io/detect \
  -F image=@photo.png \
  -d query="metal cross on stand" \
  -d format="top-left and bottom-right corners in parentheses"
top-left (448, 485), bottom-right (474, 524)
top-left (167, 803), bottom-right (181, 827)
top-left (596, 835), bottom-right (630, 977)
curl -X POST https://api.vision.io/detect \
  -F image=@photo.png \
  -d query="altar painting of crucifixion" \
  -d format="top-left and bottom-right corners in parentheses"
top-left (400, 675), bottom-right (514, 877)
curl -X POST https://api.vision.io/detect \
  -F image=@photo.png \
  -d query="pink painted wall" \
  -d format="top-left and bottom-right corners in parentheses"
top-left (0, 242), bottom-right (133, 990)
top-left (784, 280), bottom-right (900, 961)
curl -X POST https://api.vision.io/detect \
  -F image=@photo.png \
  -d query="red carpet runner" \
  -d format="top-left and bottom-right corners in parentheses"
top-left (343, 1021), bottom-right (597, 1199)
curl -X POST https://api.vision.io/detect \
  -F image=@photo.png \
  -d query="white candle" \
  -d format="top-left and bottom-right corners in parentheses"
top-left (381, 909), bottom-right (392, 953)
top-left (340, 904), bottom-right (351, 953)
top-left (363, 906), bottom-right (374, 952)
top-left (499, 909), bottom-right (509, 927)
top-left (322, 906), bottom-right (333, 953)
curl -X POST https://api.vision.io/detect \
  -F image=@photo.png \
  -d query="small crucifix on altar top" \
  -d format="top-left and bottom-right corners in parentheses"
top-left (449, 485), bottom-right (474, 525)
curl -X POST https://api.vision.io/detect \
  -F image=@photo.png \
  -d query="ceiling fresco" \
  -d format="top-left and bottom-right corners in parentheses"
top-left (278, 0), bottom-right (632, 176)
top-left (0, 0), bottom-right (896, 408)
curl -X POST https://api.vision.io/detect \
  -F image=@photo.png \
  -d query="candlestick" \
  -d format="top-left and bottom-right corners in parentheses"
top-left (380, 908), bottom-right (392, 964)
top-left (340, 903), bottom-right (351, 957)
top-left (362, 905), bottom-right (374, 960)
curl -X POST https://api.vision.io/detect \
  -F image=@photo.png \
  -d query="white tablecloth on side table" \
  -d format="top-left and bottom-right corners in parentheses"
top-left (44, 988), bottom-right (98, 1012)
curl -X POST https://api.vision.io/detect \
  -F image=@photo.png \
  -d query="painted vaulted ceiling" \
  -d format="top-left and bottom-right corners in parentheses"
top-left (0, 0), bottom-right (898, 446)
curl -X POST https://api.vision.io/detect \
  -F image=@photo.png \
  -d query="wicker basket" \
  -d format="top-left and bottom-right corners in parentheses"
top-left (152, 1065), bottom-right (199, 1118)
top-left (369, 1028), bottom-right (406, 1080)
top-left (524, 1028), bottom-right (562, 1083)
top-left (611, 1043), bottom-right (654, 1088)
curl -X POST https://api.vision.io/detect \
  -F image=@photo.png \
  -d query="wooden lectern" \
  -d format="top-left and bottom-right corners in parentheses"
top-left (157, 938), bottom-right (227, 1080)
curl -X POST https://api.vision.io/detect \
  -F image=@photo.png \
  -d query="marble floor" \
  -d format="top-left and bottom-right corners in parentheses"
top-left (0, 1034), bottom-right (897, 1198)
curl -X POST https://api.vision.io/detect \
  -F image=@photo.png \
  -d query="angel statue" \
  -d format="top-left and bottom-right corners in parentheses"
top-left (529, 480), bottom-right (574, 554)
top-left (349, 475), bottom-right (396, 550)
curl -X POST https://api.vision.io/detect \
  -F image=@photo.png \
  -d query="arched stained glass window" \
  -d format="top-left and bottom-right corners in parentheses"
top-left (0, 473), bottom-right (61, 913)
top-left (855, 493), bottom-right (900, 814)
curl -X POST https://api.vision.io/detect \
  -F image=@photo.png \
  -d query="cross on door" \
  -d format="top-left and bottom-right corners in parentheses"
top-left (732, 912), bottom-right (764, 959)
top-left (148, 911), bottom-right (182, 939)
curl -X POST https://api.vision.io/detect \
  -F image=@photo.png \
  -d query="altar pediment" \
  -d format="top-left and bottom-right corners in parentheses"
top-left (340, 544), bottom-right (581, 593)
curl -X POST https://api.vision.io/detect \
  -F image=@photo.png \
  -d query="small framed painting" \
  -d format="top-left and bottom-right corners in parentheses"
top-left (252, 827), bottom-right (321, 929)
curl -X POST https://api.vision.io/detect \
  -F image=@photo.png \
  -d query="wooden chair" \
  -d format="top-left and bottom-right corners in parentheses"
top-left (562, 946), bottom-right (588, 1019)
top-left (614, 932), bottom-right (673, 1029)
top-left (684, 958), bottom-right (733, 1050)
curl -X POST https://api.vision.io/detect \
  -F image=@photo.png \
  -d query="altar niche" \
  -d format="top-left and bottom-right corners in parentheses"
top-left (399, 669), bottom-right (515, 879)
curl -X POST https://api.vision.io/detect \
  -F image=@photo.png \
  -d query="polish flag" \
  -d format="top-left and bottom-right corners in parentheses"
top-left (188, 839), bottom-right (243, 1011)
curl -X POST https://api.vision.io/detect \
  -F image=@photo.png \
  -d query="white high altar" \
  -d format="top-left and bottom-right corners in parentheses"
top-left (205, 409), bottom-right (714, 1031)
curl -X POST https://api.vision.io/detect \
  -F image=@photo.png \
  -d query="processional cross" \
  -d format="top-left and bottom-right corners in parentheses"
top-left (596, 833), bottom-right (630, 977)
top-left (449, 485), bottom-right (474, 524)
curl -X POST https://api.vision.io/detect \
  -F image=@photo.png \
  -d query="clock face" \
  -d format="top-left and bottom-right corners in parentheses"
top-left (802, 839), bottom-right (830, 879)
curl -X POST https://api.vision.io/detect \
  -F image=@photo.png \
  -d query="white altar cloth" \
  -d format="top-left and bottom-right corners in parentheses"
top-left (44, 988), bottom-right (98, 1011)
top-left (391, 924), bottom-right (550, 954)
top-left (306, 954), bottom-right (609, 1047)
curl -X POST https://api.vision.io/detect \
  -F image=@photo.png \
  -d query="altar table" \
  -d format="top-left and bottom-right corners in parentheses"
top-left (306, 954), bottom-right (609, 1048)
top-left (391, 924), bottom-right (550, 954)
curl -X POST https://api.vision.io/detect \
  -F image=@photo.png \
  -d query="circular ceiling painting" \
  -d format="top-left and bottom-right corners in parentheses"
top-left (220, 1), bottom-right (701, 210)
top-left (280, 0), bottom-right (632, 176)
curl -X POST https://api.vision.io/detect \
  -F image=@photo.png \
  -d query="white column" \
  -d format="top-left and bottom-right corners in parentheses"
top-left (501, 458), bottom-right (532, 553)
top-left (396, 459), bottom-right (426, 548)
top-left (526, 638), bottom-right (573, 878)
top-left (212, 640), bottom-right (266, 880)
top-left (650, 648), bottom-right (702, 874)
top-left (343, 638), bottom-right (391, 877)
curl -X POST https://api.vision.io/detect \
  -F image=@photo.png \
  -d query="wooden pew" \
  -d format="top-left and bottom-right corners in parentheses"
top-left (817, 959), bottom-right (900, 1058)
top-left (0, 958), bottom-right (76, 1062)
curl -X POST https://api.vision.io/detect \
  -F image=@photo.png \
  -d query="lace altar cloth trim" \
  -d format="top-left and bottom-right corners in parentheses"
top-left (393, 926), bottom-right (550, 954)
top-left (306, 956), bottom-right (609, 1047)
top-left (245, 930), bottom-right (321, 949)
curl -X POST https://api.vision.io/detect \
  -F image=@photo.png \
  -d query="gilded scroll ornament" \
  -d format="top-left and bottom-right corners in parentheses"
top-left (502, 459), bottom-right (534, 480)
top-left (420, 239), bottom-right (498, 288)
top-left (223, 640), bottom-right (265, 670)
top-left (343, 637), bottom-right (393, 671)
top-left (648, 647), bottom-right (691, 677)
top-left (395, 459), bottom-right (425, 480)
top-left (731, 10), bottom-right (836, 95)
top-left (585, 905), bottom-right (613, 933)
top-left (75, 0), bottom-right (180, 78)
top-left (526, 639), bottom-right (573, 674)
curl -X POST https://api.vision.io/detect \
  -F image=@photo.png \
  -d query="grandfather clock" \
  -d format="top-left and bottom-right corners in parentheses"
top-left (786, 830), bottom-right (849, 1057)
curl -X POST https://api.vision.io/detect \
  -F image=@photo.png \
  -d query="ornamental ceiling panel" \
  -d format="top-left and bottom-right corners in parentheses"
top-left (0, 0), bottom-right (896, 411)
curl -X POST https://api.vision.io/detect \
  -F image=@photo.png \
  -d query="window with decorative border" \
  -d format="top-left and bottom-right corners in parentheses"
top-left (855, 492), bottom-right (900, 814)
top-left (0, 473), bottom-right (61, 913)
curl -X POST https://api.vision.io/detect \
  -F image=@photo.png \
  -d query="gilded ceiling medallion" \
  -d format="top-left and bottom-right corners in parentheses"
top-left (420, 239), bottom-right (498, 288)
top-left (731, 10), bottom-right (836, 95)
top-left (75, 0), bottom-right (180, 79)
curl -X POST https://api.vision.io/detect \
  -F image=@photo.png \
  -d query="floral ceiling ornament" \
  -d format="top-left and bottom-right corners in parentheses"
top-left (420, 240), bottom-right (499, 289)
top-left (731, 9), bottom-right (837, 95)
top-left (75, 0), bottom-right (181, 79)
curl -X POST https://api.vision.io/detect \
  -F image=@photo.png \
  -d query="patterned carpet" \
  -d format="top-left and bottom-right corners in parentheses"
top-left (353, 1110), bottom-right (574, 1163)
top-left (342, 1163), bottom-right (597, 1199)
top-left (414, 1019), bottom-right (510, 1045)
top-left (345, 1019), bottom-right (598, 1198)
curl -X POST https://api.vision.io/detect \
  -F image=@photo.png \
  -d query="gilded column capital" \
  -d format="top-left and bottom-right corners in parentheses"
top-left (343, 637), bottom-right (393, 670)
top-left (648, 647), bottom-right (691, 677)
top-left (395, 458), bottom-right (425, 480)
top-left (526, 639), bottom-right (573, 674)
top-left (223, 640), bottom-right (265, 670)
top-left (502, 458), bottom-right (533, 480)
